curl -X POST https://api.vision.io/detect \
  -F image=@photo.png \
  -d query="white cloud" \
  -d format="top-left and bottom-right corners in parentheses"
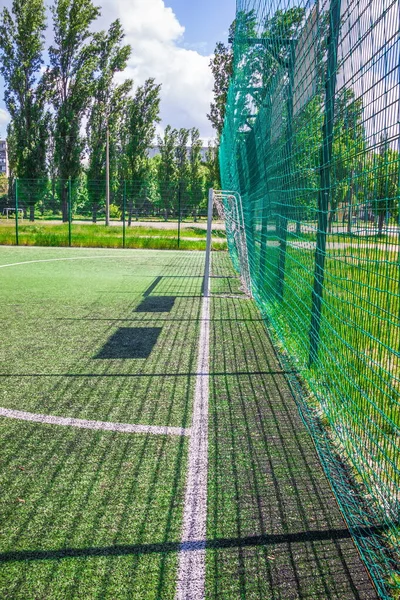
top-left (0, 108), bottom-right (10, 136)
top-left (98, 0), bottom-right (215, 139)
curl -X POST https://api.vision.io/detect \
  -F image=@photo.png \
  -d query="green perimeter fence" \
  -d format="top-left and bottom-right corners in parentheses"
top-left (220, 0), bottom-right (399, 597)
top-left (0, 178), bottom-right (218, 249)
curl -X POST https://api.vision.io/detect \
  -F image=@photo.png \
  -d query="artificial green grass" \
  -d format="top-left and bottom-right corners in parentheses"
top-left (0, 246), bottom-right (390, 598)
top-left (0, 247), bottom-right (203, 598)
top-left (0, 249), bottom-right (204, 426)
top-left (0, 222), bottom-right (227, 251)
top-left (205, 277), bottom-right (377, 599)
top-left (0, 418), bottom-right (187, 600)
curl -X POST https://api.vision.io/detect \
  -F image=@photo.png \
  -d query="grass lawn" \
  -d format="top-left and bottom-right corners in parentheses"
top-left (0, 221), bottom-right (227, 251)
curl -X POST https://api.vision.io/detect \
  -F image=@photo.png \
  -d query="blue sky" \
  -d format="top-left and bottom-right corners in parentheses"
top-left (166, 0), bottom-right (235, 54)
top-left (0, 0), bottom-right (236, 140)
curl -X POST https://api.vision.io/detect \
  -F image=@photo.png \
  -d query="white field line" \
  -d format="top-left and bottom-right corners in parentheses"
top-left (0, 254), bottom-right (144, 269)
top-left (0, 248), bottom-right (200, 270)
top-left (0, 407), bottom-right (190, 437)
top-left (176, 262), bottom-right (211, 599)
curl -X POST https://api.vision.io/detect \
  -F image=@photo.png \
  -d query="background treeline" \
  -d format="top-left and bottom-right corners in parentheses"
top-left (0, 0), bottom-right (220, 221)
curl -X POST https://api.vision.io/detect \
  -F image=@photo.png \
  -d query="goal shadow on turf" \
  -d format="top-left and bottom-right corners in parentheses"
top-left (95, 327), bottom-right (162, 359)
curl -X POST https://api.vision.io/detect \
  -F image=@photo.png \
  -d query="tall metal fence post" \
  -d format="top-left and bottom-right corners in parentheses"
top-left (277, 41), bottom-right (296, 300)
top-left (177, 181), bottom-right (182, 248)
top-left (68, 177), bottom-right (72, 247)
top-left (15, 178), bottom-right (19, 246)
top-left (204, 188), bottom-right (214, 297)
top-left (309, 0), bottom-right (342, 366)
top-left (123, 180), bottom-right (126, 249)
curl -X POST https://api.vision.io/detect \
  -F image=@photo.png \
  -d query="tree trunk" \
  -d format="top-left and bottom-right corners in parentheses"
top-left (29, 204), bottom-right (35, 222)
top-left (92, 204), bottom-right (98, 223)
top-left (128, 201), bottom-right (133, 226)
top-left (328, 208), bottom-right (336, 233)
top-left (61, 187), bottom-right (68, 222)
top-left (378, 211), bottom-right (385, 236)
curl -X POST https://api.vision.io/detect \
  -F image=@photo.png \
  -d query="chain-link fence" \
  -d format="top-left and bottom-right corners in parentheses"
top-left (0, 178), bottom-right (214, 249)
top-left (220, 0), bottom-right (400, 597)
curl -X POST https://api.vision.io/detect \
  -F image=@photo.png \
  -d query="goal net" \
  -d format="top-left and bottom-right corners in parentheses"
top-left (213, 190), bottom-right (252, 297)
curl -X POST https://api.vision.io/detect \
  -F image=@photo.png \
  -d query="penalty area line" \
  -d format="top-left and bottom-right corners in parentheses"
top-left (0, 407), bottom-right (190, 437)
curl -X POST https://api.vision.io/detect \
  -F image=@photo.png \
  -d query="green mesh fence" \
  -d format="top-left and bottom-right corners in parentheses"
top-left (219, 0), bottom-right (400, 597)
top-left (0, 178), bottom-right (212, 249)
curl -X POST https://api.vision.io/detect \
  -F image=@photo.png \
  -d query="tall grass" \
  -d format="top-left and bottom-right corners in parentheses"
top-left (0, 222), bottom-right (227, 251)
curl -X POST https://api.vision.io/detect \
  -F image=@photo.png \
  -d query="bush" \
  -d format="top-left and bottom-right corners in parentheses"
top-left (109, 204), bottom-right (121, 220)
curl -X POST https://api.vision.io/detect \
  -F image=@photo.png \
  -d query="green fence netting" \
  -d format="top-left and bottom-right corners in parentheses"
top-left (0, 178), bottom-right (212, 249)
top-left (220, 0), bottom-right (400, 597)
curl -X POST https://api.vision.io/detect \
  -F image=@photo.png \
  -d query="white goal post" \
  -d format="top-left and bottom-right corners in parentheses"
top-left (205, 189), bottom-right (252, 298)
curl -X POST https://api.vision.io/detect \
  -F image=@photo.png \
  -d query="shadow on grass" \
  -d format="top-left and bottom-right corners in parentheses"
top-left (95, 327), bottom-right (162, 359)
top-left (207, 254), bottom-right (379, 599)
top-left (1, 522), bottom-right (396, 563)
top-left (0, 254), bottom-right (206, 599)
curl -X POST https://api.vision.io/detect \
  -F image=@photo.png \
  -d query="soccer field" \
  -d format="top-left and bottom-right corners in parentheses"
top-left (0, 247), bottom-right (376, 599)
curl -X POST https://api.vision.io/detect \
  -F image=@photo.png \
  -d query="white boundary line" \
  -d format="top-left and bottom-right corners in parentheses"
top-left (176, 254), bottom-right (211, 599)
top-left (0, 248), bottom-right (199, 270)
top-left (1, 246), bottom-right (212, 595)
top-left (0, 255), bottom-right (146, 269)
top-left (0, 407), bottom-right (190, 437)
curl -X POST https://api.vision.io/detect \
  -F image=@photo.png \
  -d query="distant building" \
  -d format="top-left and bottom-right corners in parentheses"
top-left (0, 140), bottom-right (8, 177)
top-left (148, 146), bottom-right (209, 161)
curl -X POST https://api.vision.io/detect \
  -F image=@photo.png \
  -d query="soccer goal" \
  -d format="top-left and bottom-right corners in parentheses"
top-left (205, 188), bottom-right (252, 298)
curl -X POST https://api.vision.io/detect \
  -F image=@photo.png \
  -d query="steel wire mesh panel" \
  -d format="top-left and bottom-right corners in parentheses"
top-left (220, 0), bottom-right (400, 596)
top-left (0, 178), bottom-right (213, 249)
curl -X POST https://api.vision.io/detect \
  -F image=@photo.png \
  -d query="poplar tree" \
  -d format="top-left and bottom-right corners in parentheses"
top-left (86, 19), bottom-right (132, 221)
top-left (0, 0), bottom-right (50, 219)
top-left (46, 0), bottom-right (100, 220)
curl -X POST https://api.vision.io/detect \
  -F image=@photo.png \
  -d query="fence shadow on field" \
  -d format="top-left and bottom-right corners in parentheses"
top-left (0, 255), bottom-right (205, 598)
top-left (206, 259), bottom-right (378, 599)
top-left (0, 252), bottom-right (382, 598)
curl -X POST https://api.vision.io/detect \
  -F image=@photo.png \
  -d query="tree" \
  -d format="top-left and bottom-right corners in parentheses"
top-left (208, 41), bottom-right (233, 137)
top-left (122, 78), bottom-right (161, 181)
top-left (0, 0), bottom-right (50, 220)
top-left (46, 0), bottom-right (100, 220)
top-left (189, 128), bottom-right (204, 221)
top-left (373, 135), bottom-right (399, 236)
top-left (205, 141), bottom-right (220, 189)
top-left (208, 11), bottom-right (261, 137)
top-left (157, 125), bottom-right (178, 220)
top-left (330, 88), bottom-right (366, 233)
top-left (121, 78), bottom-right (161, 223)
top-left (174, 128), bottom-right (190, 220)
top-left (86, 19), bottom-right (132, 222)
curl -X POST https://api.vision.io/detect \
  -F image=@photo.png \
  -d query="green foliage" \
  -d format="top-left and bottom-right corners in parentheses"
top-left (0, 0), bottom-right (50, 183)
top-left (372, 136), bottom-right (400, 234)
top-left (0, 173), bottom-right (7, 198)
top-left (208, 41), bottom-right (233, 137)
top-left (86, 19), bottom-right (132, 213)
top-left (47, 0), bottom-right (100, 189)
top-left (121, 78), bottom-right (161, 182)
top-left (109, 203), bottom-right (121, 219)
